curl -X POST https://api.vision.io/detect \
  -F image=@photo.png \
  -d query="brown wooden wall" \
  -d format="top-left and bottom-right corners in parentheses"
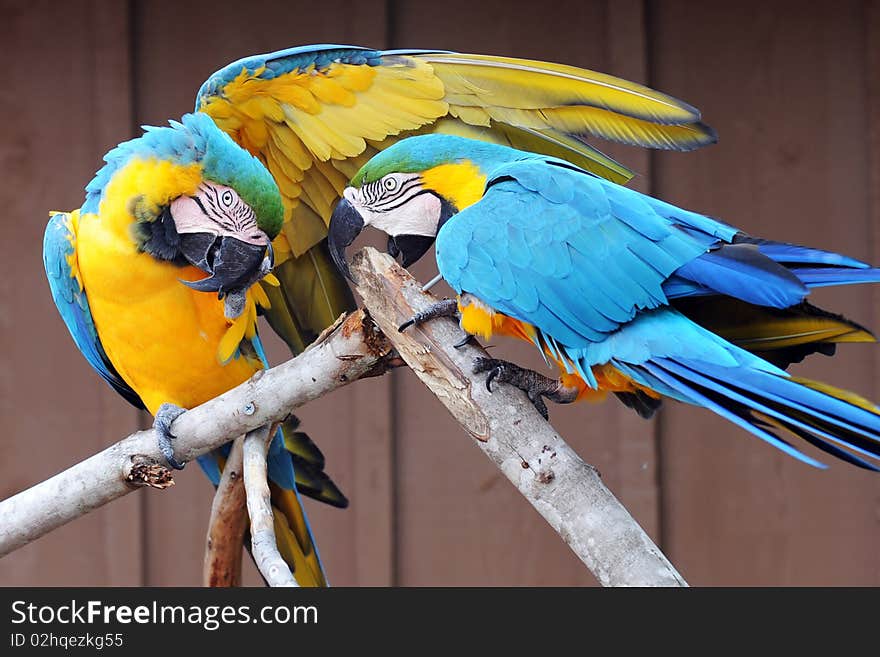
top-left (1, 0), bottom-right (878, 586)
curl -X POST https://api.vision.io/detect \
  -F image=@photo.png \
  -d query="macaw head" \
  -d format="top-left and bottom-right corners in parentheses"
top-left (328, 134), bottom-right (514, 278)
top-left (84, 113), bottom-right (283, 312)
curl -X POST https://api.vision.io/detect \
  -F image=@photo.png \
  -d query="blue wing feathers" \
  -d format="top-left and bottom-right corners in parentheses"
top-left (434, 146), bottom-right (880, 470)
top-left (439, 160), bottom-right (710, 346)
top-left (673, 244), bottom-right (808, 308)
top-left (250, 334), bottom-right (298, 491)
top-left (672, 359), bottom-right (880, 448)
top-left (197, 333), bottom-right (299, 491)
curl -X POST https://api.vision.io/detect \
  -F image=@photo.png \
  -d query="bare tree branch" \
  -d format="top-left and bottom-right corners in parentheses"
top-left (203, 435), bottom-right (247, 587)
top-left (0, 247), bottom-right (685, 587)
top-left (0, 310), bottom-right (391, 558)
top-left (350, 248), bottom-right (687, 587)
top-left (242, 424), bottom-right (299, 587)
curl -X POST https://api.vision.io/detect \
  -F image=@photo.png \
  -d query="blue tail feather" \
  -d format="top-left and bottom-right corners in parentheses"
top-left (743, 237), bottom-right (869, 268)
top-left (757, 416), bottom-right (880, 471)
top-left (639, 355), bottom-right (880, 469)
top-left (665, 235), bottom-right (880, 302)
top-left (787, 267), bottom-right (880, 289)
top-left (639, 360), bottom-right (827, 467)
top-left (663, 359), bottom-right (880, 460)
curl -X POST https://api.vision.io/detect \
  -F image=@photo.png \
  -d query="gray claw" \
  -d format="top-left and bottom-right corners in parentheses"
top-left (528, 393), bottom-right (550, 421)
top-left (399, 298), bottom-right (459, 334)
top-left (472, 357), bottom-right (502, 392)
top-left (154, 403), bottom-right (187, 470)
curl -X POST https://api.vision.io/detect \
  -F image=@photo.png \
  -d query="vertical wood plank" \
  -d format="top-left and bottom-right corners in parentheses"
top-left (651, 0), bottom-right (880, 584)
top-left (391, 0), bottom-right (659, 585)
top-left (131, 0), bottom-right (392, 586)
top-left (601, 0), bottom-right (661, 542)
top-left (867, 1), bottom-right (880, 434)
top-left (0, 0), bottom-right (142, 585)
top-left (6, 0), bottom-right (876, 588)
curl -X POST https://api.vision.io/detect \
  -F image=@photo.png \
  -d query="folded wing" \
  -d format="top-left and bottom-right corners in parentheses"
top-left (196, 44), bottom-right (718, 353)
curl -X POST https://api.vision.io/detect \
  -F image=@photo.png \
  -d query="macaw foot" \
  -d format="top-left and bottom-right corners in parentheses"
top-left (154, 403), bottom-right (188, 470)
top-left (473, 357), bottom-right (578, 421)
top-left (398, 298), bottom-right (459, 333)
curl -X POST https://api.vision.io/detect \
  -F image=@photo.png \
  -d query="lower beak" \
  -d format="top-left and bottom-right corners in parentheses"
top-left (387, 234), bottom-right (436, 268)
top-left (178, 233), bottom-right (271, 297)
top-left (328, 197), bottom-right (365, 281)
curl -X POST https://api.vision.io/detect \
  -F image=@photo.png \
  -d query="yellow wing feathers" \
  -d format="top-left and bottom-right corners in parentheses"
top-left (202, 60), bottom-right (447, 258)
top-left (424, 53), bottom-right (715, 153)
top-left (421, 53), bottom-right (701, 123)
top-left (198, 48), bottom-right (717, 360)
top-left (200, 52), bottom-right (715, 261)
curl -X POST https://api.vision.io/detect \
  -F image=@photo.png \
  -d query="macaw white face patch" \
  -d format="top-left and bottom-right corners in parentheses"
top-left (344, 173), bottom-right (441, 238)
top-left (171, 182), bottom-right (269, 246)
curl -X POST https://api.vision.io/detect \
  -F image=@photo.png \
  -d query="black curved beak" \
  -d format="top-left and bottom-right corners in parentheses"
top-left (387, 234), bottom-right (436, 268)
top-left (328, 197), bottom-right (365, 281)
top-left (178, 233), bottom-right (270, 297)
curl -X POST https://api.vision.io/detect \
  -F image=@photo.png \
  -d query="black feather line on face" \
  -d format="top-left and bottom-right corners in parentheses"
top-left (137, 206), bottom-right (188, 265)
top-left (437, 195), bottom-right (457, 231)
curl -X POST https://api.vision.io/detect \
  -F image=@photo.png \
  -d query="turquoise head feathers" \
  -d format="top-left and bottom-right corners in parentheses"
top-left (83, 112), bottom-right (284, 239)
top-left (352, 134), bottom-right (530, 187)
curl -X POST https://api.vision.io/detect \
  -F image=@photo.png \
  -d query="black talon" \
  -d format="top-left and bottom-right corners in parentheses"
top-left (486, 367), bottom-right (499, 392)
top-left (399, 298), bottom-right (460, 334)
top-left (154, 403), bottom-right (188, 470)
top-left (473, 357), bottom-right (502, 392)
top-left (453, 334), bottom-right (474, 349)
top-left (529, 394), bottom-right (550, 421)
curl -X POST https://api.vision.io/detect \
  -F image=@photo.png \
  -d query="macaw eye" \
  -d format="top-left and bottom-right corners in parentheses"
top-left (383, 176), bottom-right (400, 193)
top-left (220, 189), bottom-right (235, 207)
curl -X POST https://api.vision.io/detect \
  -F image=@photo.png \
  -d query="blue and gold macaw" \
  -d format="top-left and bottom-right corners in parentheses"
top-left (42, 44), bottom-right (721, 585)
top-left (328, 134), bottom-right (880, 470)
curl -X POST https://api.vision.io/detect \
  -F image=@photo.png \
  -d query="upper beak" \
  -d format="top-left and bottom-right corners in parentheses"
top-left (178, 233), bottom-right (271, 297)
top-left (328, 196), bottom-right (365, 281)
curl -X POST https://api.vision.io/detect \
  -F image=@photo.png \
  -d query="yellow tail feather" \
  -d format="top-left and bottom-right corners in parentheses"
top-left (790, 377), bottom-right (880, 414)
top-left (674, 297), bottom-right (876, 355)
top-left (269, 485), bottom-right (326, 587)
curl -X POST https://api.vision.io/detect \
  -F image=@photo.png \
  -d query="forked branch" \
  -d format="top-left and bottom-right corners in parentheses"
top-left (0, 247), bottom-right (686, 587)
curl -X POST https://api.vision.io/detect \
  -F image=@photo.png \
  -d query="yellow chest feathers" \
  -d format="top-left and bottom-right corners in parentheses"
top-left (73, 158), bottom-right (267, 410)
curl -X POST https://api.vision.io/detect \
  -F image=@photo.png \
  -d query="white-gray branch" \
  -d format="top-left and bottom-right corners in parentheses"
top-left (0, 310), bottom-right (391, 558)
top-left (242, 424), bottom-right (298, 587)
top-left (0, 247), bottom-right (685, 587)
top-left (350, 248), bottom-right (687, 587)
